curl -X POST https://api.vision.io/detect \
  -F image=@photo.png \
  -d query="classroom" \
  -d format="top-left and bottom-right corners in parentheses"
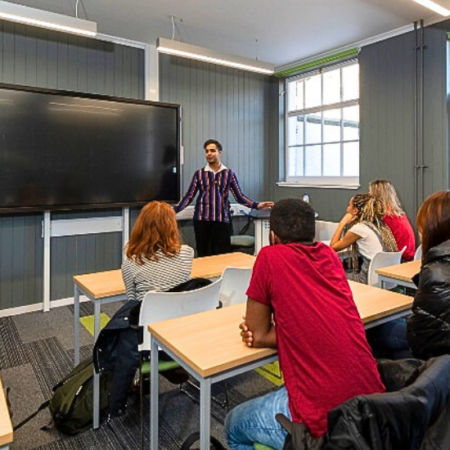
top-left (1, 0), bottom-right (450, 449)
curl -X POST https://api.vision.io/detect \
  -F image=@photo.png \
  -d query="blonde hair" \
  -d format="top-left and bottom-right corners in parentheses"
top-left (369, 180), bottom-right (405, 217)
top-left (348, 194), bottom-right (398, 272)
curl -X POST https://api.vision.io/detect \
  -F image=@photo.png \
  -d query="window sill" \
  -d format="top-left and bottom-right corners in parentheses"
top-left (277, 182), bottom-right (360, 190)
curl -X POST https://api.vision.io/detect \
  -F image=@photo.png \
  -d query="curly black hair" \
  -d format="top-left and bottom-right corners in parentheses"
top-left (270, 198), bottom-right (315, 244)
top-left (203, 139), bottom-right (222, 152)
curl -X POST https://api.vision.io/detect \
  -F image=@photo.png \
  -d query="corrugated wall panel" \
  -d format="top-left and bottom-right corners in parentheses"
top-left (0, 20), bottom-right (144, 309)
top-left (272, 27), bottom-right (448, 224)
top-left (159, 54), bottom-right (275, 250)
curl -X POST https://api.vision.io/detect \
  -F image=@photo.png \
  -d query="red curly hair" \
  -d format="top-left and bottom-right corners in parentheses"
top-left (126, 201), bottom-right (181, 264)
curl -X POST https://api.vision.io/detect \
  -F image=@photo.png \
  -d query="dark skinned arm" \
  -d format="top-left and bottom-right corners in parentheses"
top-left (241, 298), bottom-right (276, 348)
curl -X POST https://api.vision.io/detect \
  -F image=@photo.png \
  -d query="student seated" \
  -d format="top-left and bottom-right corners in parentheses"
top-left (103, 201), bottom-right (194, 417)
top-left (369, 179), bottom-right (415, 261)
top-left (122, 201), bottom-right (194, 300)
top-left (330, 193), bottom-right (397, 284)
top-left (407, 191), bottom-right (450, 359)
top-left (224, 198), bottom-right (385, 450)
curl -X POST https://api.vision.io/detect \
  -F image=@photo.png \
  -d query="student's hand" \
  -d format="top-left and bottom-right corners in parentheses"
top-left (257, 201), bottom-right (274, 210)
top-left (239, 316), bottom-right (254, 347)
top-left (340, 212), bottom-right (354, 226)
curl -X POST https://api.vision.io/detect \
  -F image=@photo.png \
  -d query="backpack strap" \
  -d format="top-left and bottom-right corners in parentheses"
top-left (13, 400), bottom-right (50, 431)
top-left (181, 431), bottom-right (226, 450)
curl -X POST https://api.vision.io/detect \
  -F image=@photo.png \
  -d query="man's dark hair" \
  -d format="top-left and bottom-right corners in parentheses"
top-left (270, 198), bottom-right (315, 244)
top-left (203, 139), bottom-right (222, 152)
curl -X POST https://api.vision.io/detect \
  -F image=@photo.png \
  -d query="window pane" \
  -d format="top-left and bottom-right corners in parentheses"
top-left (323, 69), bottom-right (340, 105)
top-left (305, 113), bottom-right (321, 144)
top-left (304, 74), bottom-right (321, 108)
top-left (305, 145), bottom-right (321, 176)
top-left (343, 106), bottom-right (359, 141)
top-left (343, 64), bottom-right (359, 101)
top-left (288, 115), bottom-right (304, 146)
top-left (343, 142), bottom-right (359, 176)
top-left (288, 146), bottom-right (304, 176)
top-left (288, 79), bottom-right (304, 112)
top-left (323, 109), bottom-right (341, 143)
top-left (323, 144), bottom-right (341, 176)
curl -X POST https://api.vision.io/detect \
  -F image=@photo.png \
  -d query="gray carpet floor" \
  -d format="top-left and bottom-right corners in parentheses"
top-left (0, 302), bottom-right (279, 449)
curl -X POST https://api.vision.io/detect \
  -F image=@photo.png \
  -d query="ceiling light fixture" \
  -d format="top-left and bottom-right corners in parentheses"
top-left (0, 0), bottom-right (97, 37)
top-left (411, 0), bottom-right (450, 16)
top-left (157, 37), bottom-right (274, 75)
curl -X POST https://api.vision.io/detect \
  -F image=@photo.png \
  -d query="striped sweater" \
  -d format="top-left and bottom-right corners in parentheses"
top-left (173, 167), bottom-right (257, 222)
top-left (121, 245), bottom-right (194, 302)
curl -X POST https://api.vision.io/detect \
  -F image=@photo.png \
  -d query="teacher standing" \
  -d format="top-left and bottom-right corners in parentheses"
top-left (174, 139), bottom-right (273, 257)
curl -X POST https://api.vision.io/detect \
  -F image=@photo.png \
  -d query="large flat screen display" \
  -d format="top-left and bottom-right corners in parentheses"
top-left (0, 84), bottom-right (180, 212)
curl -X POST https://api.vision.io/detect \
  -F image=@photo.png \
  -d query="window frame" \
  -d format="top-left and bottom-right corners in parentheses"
top-left (281, 59), bottom-right (360, 189)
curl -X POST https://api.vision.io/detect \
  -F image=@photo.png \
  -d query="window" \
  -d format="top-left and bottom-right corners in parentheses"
top-left (284, 60), bottom-right (359, 188)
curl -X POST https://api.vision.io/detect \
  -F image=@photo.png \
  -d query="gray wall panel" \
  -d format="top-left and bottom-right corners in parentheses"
top-left (272, 27), bottom-right (448, 225)
top-left (160, 54), bottom-right (273, 201)
top-left (159, 54), bottom-right (275, 254)
top-left (0, 20), bottom-right (144, 309)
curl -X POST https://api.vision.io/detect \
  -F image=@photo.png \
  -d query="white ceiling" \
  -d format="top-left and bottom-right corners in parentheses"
top-left (5, 0), bottom-right (440, 67)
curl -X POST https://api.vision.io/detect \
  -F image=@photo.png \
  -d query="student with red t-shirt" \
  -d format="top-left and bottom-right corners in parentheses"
top-left (225, 199), bottom-right (385, 450)
top-left (369, 180), bottom-right (416, 261)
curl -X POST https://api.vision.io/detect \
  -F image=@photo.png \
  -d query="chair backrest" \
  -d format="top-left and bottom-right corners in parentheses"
top-left (368, 246), bottom-right (406, 288)
top-left (315, 220), bottom-right (339, 242)
top-left (139, 278), bottom-right (222, 351)
top-left (414, 245), bottom-right (422, 261)
top-left (219, 267), bottom-right (253, 307)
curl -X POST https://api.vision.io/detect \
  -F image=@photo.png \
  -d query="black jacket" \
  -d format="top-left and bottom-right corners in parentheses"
top-left (93, 278), bottom-right (212, 416)
top-left (281, 356), bottom-right (450, 450)
top-left (407, 239), bottom-right (450, 360)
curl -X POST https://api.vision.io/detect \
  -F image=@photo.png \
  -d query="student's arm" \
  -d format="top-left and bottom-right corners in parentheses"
top-left (173, 171), bottom-right (199, 213)
top-left (330, 213), bottom-right (360, 252)
top-left (241, 298), bottom-right (276, 348)
top-left (122, 261), bottom-right (137, 301)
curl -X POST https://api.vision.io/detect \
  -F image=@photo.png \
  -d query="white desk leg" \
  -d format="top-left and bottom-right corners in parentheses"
top-left (74, 285), bottom-right (80, 366)
top-left (93, 301), bottom-right (101, 430)
top-left (150, 337), bottom-right (159, 450)
top-left (200, 377), bottom-right (212, 450)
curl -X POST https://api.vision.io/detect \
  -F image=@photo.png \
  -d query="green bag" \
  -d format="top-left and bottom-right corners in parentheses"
top-left (14, 356), bottom-right (113, 435)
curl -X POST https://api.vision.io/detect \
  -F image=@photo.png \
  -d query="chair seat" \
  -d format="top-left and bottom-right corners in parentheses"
top-left (141, 359), bottom-right (180, 375)
top-left (231, 235), bottom-right (255, 248)
top-left (253, 444), bottom-right (275, 450)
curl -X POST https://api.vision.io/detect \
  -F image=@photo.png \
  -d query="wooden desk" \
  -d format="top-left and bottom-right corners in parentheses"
top-left (376, 260), bottom-right (421, 290)
top-left (148, 281), bottom-right (413, 450)
top-left (72, 252), bottom-right (255, 429)
top-left (0, 378), bottom-right (13, 450)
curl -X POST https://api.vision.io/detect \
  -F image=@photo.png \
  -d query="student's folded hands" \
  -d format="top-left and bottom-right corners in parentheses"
top-left (239, 316), bottom-right (254, 347)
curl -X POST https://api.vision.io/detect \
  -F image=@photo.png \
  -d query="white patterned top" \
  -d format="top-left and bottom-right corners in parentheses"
top-left (121, 245), bottom-right (194, 301)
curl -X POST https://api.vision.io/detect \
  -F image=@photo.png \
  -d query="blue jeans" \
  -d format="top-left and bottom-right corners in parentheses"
top-left (366, 318), bottom-right (412, 359)
top-left (225, 386), bottom-right (291, 450)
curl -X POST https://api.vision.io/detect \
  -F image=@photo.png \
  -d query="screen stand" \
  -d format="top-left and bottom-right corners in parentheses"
top-left (41, 208), bottom-right (130, 312)
top-left (43, 211), bottom-right (51, 312)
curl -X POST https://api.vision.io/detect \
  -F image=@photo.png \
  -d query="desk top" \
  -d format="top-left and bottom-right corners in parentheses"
top-left (375, 260), bottom-right (421, 283)
top-left (0, 378), bottom-right (13, 447)
top-left (73, 252), bottom-right (256, 299)
top-left (148, 281), bottom-right (413, 378)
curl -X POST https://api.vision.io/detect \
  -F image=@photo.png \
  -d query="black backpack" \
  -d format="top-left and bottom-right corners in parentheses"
top-left (15, 356), bottom-right (113, 435)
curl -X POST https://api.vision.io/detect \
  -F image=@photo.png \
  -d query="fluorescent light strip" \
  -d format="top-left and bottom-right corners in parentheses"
top-left (158, 46), bottom-right (274, 74)
top-left (0, 1), bottom-right (97, 37)
top-left (157, 38), bottom-right (274, 75)
top-left (411, 0), bottom-right (450, 16)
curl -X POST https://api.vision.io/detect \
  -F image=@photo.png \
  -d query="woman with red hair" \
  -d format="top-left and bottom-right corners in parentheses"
top-left (122, 201), bottom-right (194, 301)
top-left (407, 191), bottom-right (450, 359)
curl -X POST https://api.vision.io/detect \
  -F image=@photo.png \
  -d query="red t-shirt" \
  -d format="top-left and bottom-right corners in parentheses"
top-left (383, 214), bottom-right (416, 261)
top-left (246, 242), bottom-right (385, 437)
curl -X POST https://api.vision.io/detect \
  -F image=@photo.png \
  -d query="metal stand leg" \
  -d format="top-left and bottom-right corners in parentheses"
top-left (199, 378), bottom-right (212, 450)
top-left (74, 286), bottom-right (80, 366)
top-left (93, 301), bottom-right (101, 430)
top-left (150, 337), bottom-right (159, 450)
